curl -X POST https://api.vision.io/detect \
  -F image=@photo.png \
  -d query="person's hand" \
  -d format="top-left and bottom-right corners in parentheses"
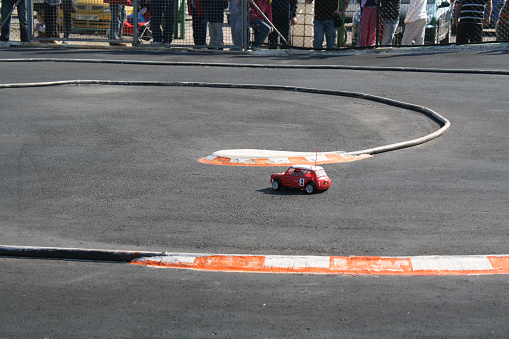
top-left (291, 17), bottom-right (297, 25)
top-left (482, 17), bottom-right (490, 26)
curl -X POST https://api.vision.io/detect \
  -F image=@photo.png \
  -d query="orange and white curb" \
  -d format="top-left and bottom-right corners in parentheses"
top-left (130, 254), bottom-right (509, 276)
top-left (198, 149), bottom-right (371, 166)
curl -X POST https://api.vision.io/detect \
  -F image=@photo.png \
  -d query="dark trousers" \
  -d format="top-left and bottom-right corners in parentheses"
top-left (268, 16), bottom-right (291, 47)
top-left (190, 9), bottom-right (206, 45)
top-left (62, 0), bottom-right (73, 37)
top-left (456, 22), bottom-right (483, 44)
top-left (151, 0), bottom-right (175, 43)
top-left (44, 2), bottom-right (59, 38)
top-left (1, 0), bottom-right (28, 41)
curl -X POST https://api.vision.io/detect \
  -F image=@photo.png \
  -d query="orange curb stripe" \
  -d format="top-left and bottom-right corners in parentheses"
top-left (198, 153), bottom-right (372, 166)
top-left (129, 255), bottom-right (509, 275)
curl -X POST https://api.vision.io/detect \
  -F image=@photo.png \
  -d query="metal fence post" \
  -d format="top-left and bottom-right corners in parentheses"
top-left (27, 0), bottom-right (33, 41)
top-left (133, 0), bottom-right (138, 45)
top-left (376, 0), bottom-right (380, 45)
top-left (241, 0), bottom-right (249, 50)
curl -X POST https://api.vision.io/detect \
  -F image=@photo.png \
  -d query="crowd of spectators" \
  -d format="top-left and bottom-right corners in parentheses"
top-left (1, 0), bottom-right (507, 49)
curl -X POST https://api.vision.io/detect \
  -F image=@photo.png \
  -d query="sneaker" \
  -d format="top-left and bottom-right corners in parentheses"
top-left (0, 41), bottom-right (10, 47)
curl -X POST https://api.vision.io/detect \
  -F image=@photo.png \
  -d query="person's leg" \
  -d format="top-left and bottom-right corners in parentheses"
top-left (270, 16), bottom-right (290, 47)
top-left (381, 18), bottom-right (398, 45)
top-left (279, 17), bottom-right (291, 46)
top-left (324, 18), bottom-right (336, 48)
top-left (230, 15), bottom-right (242, 46)
top-left (63, 8), bottom-right (72, 38)
top-left (402, 20), bottom-right (418, 45)
top-left (1, 0), bottom-right (15, 41)
top-left (470, 23), bottom-right (483, 43)
top-left (120, 5), bottom-right (126, 38)
top-left (151, 0), bottom-right (163, 42)
top-left (192, 13), bottom-right (206, 45)
top-left (213, 22), bottom-right (224, 46)
top-left (456, 22), bottom-right (467, 44)
top-left (313, 20), bottom-right (325, 49)
top-left (108, 3), bottom-right (120, 40)
top-left (359, 8), bottom-right (369, 46)
top-left (16, 0), bottom-right (28, 41)
top-left (267, 17), bottom-right (279, 48)
top-left (208, 22), bottom-right (216, 46)
top-left (162, 0), bottom-right (174, 43)
top-left (363, 7), bottom-right (377, 46)
top-left (413, 18), bottom-right (426, 45)
top-left (44, 2), bottom-right (58, 38)
top-left (250, 18), bottom-right (270, 47)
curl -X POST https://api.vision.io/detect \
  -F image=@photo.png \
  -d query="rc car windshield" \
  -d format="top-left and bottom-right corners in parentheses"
top-left (314, 169), bottom-right (327, 177)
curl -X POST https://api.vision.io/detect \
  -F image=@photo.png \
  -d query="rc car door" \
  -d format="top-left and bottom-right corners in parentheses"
top-left (281, 168), bottom-right (301, 187)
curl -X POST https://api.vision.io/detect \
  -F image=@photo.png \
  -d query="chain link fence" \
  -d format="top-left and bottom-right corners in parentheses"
top-left (1, 0), bottom-right (507, 48)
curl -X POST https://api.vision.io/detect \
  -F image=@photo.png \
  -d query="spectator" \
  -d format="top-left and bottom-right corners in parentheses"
top-left (380, 0), bottom-right (400, 45)
top-left (189, 0), bottom-right (207, 45)
top-left (359, 0), bottom-right (377, 46)
top-left (401, 0), bottom-right (426, 45)
top-left (455, 0), bottom-right (492, 43)
top-left (151, 0), bottom-right (175, 45)
top-left (496, 0), bottom-right (508, 41)
top-left (268, 0), bottom-right (298, 48)
top-left (203, 0), bottom-right (228, 48)
top-left (35, 11), bottom-right (46, 38)
top-left (305, 0), bottom-right (349, 49)
top-left (61, 0), bottom-right (75, 43)
top-left (104, 0), bottom-right (131, 46)
top-left (44, 0), bottom-right (61, 43)
top-left (1, 0), bottom-right (29, 44)
top-left (249, 0), bottom-right (273, 50)
top-left (229, 0), bottom-right (242, 48)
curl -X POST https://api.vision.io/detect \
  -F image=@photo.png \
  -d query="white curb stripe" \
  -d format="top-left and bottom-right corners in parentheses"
top-left (265, 256), bottom-right (331, 269)
top-left (411, 256), bottom-right (493, 271)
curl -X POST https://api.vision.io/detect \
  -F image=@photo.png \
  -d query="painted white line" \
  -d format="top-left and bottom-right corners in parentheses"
top-left (265, 256), bottom-right (331, 269)
top-left (411, 256), bottom-right (493, 271)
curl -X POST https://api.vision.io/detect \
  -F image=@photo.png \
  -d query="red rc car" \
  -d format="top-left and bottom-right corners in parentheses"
top-left (271, 165), bottom-right (331, 194)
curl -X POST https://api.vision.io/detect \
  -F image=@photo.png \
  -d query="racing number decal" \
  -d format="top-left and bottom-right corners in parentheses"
top-left (299, 178), bottom-right (305, 187)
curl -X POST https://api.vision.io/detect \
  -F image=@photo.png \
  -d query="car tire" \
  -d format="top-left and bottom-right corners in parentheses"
top-left (272, 179), bottom-right (281, 190)
top-left (305, 182), bottom-right (315, 194)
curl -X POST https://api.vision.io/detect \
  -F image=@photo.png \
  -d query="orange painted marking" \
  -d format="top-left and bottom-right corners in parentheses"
top-left (329, 256), bottom-right (413, 275)
top-left (129, 255), bottom-right (509, 276)
top-left (198, 152), bottom-right (372, 166)
top-left (487, 256), bottom-right (509, 273)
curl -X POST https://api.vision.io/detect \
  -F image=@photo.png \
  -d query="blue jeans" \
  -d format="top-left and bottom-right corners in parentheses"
top-left (249, 18), bottom-right (271, 47)
top-left (381, 19), bottom-right (398, 45)
top-left (1, 0), bottom-right (28, 41)
top-left (313, 19), bottom-right (336, 49)
top-left (151, 0), bottom-right (175, 43)
top-left (108, 4), bottom-right (126, 41)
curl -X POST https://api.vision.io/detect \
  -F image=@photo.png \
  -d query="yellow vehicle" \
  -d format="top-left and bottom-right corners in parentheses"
top-left (59, 0), bottom-right (133, 34)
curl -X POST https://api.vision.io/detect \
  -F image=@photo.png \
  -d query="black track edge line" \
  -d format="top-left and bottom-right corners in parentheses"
top-left (0, 58), bottom-right (508, 75)
top-left (0, 80), bottom-right (450, 156)
top-left (0, 245), bottom-right (163, 262)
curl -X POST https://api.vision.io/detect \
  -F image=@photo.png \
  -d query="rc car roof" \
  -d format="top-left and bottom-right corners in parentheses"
top-left (289, 165), bottom-right (324, 171)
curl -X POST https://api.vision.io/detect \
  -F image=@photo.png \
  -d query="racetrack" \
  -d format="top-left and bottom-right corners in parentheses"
top-left (1, 46), bottom-right (508, 337)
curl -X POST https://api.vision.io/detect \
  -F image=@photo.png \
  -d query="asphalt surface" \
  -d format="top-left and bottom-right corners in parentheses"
top-left (1, 44), bottom-right (509, 337)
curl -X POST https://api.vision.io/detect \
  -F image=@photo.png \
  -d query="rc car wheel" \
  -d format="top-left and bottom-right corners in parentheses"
top-left (272, 179), bottom-right (281, 190)
top-left (305, 182), bottom-right (315, 194)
